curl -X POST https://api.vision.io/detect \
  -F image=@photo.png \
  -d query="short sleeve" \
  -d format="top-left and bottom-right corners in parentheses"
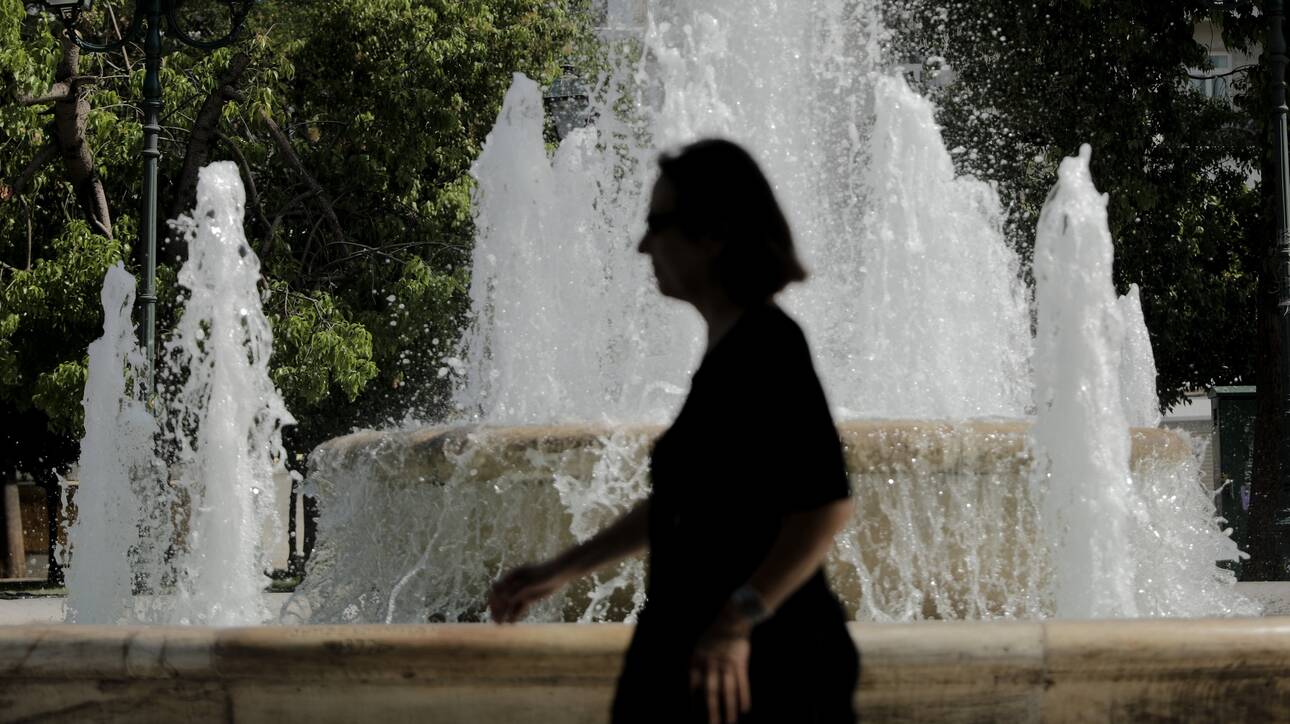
top-left (758, 315), bottom-right (851, 512)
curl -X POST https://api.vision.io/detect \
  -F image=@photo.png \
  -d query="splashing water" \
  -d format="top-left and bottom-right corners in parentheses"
top-left (68, 2), bottom-right (1252, 625)
top-left (284, 427), bottom-right (654, 625)
top-left (162, 162), bottom-right (296, 625)
top-left (838, 75), bottom-right (1031, 418)
top-left (295, 2), bottom-right (1251, 624)
top-left (66, 163), bottom-right (294, 625)
top-left (62, 264), bottom-right (166, 624)
top-left (456, 75), bottom-right (690, 423)
top-left (301, 0), bottom-right (1038, 624)
top-left (457, 3), bottom-right (1026, 424)
top-left (1032, 146), bottom-right (1145, 617)
top-left (1118, 284), bottom-right (1162, 428)
top-left (1031, 146), bottom-right (1250, 617)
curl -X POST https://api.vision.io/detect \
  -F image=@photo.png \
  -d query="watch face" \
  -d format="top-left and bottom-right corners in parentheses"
top-left (733, 586), bottom-right (768, 622)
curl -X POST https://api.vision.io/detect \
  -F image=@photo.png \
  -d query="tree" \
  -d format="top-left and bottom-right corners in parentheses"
top-left (890, 0), bottom-right (1261, 412)
top-left (1, 0), bottom-right (590, 480)
top-left (1205, 4), bottom-right (1288, 581)
top-left (892, 1), bottom-right (1285, 576)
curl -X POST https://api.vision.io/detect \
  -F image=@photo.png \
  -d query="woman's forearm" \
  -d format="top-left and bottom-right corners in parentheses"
top-left (747, 498), bottom-right (853, 612)
top-left (553, 499), bottom-right (651, 580)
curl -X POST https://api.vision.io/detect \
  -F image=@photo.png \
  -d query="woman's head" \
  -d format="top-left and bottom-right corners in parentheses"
top-left (637, 139), bottom-right (806, 307)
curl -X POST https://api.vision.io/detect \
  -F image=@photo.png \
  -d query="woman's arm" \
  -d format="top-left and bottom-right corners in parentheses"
top-left (555, 498), bottom-right (651, 578)
top-left (690, 497), bottom-right (854, 724)
top-left (488, 499), bottom-right (650, 623)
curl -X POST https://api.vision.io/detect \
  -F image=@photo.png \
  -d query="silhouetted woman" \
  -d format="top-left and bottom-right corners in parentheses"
top-left (489, 138), bottom-right (859, 723)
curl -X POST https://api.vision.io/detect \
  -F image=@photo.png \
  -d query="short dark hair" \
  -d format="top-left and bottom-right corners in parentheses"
top-left (657, 139), bottom-right (807, 306)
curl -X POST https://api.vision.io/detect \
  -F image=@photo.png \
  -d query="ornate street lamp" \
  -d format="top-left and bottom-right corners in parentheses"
top-left (25, 0), bottom-right (90, 22)
top-left (24, 0), bottom-right (253, 389)
top-left (543, 66), bottom-right (592, 141)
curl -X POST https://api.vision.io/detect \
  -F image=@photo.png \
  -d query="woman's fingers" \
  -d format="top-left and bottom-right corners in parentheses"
top-left (690, 634), bottom-right (752, 724)
top-left (513, 598), bottom-right (532, 621)
top-left (736, 656), bottom-right (752, 715)
top-left (489, 563), bottom-right (561, 623)
top-left (488, 569), bottom-right (527, 623)
top-left (705, 662), bottom-right (721, 724)
top-left (722, 665), bottom-right (739, 724)
top-left (693, 658), bottom-right (740, 724)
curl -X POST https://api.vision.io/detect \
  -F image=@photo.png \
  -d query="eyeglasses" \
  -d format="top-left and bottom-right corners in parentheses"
top-left (645, 211), bottom-right (683, 235)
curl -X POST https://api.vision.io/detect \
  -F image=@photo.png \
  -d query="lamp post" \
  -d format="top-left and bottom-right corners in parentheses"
top-left (25, 0), bottom-right (252, 390)
top-left (1209, 0), bottom-right (1290, 576)
top-left (1266, 0), bottom-right (1290, 577)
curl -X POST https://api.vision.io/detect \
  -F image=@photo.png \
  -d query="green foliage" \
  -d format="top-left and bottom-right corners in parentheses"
top-left (0, 220), bottom-right (128, 427)
top-left (1, 0), bottom-right (589, 474)
top-left (892, 1), bottom-right (1261, 410)
top-left (266, 283), bottom-right (378, 408)
top-left (32, 359), bottom-right (86, 434)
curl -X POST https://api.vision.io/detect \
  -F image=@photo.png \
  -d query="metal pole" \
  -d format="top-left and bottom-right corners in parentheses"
top-left (139, 0), bottom-right (162, 390)
top-left (1270, 0), bottom-right (1290, 573)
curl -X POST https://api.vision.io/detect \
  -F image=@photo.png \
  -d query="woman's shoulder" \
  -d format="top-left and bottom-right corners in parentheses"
top-left (699, 302), bottom-right (812, 382)
top-left (745, 303), bottom-right (809, 355)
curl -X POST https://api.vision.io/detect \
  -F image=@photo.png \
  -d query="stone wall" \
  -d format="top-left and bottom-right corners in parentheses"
top-left (3, 619), bottom-right (1290, 722)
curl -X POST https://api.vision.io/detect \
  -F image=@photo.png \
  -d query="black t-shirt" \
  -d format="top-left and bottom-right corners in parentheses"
top-left (614, 303), bottom-right (858, 723)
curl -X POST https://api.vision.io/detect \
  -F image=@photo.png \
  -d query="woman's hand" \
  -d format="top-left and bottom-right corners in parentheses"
top-left (690, 607), bottom-right (754, 724)
top-left (487, 500), bottom-right (651, 624)
top-left (487, 560), bottom-right (568, 623)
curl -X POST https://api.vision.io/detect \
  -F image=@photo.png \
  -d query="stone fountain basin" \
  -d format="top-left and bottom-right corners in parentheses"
top-left (311, 420), bottom-right (1191, 487)
top-left (301, 421), bottom-right (1201, 622)
top-left (2, 618), bottom-right (1289, 722)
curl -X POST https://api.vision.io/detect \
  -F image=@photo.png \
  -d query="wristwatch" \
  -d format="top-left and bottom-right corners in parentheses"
top-left (730, 583), bottom-right (771, 626)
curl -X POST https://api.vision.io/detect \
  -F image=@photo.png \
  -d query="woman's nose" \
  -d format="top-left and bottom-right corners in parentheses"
top-left (637, 233), bottom-right (650, 254)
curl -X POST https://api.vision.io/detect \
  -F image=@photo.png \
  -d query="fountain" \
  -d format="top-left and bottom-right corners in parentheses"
top-left (289, 6), bottom-right (1249, 625)
top-left (5, 1), bottom-right (1290, 722)
top-left (61, 263), bottom-right (163, 625)
top-left (59, 162), bottom-right (293, 626)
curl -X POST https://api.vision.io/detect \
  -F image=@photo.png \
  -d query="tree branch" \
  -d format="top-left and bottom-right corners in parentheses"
top-left (106, 3), bottom-right (133, 74)
top-left (17, 76), bottom-right (97, 106)
top-left (216, 130), bottom-right (276, 255)
top-left (11, 142), bottom-right (59, 195)
top-left (48, 40), bottom-right (112, 239)
top-left (300, 213), bottom-right (327, 271)
top-left (269, 188), bottom-right (318, 238)
top-left (217, 131), bottom-right (263, 218)
top-left (258, 108), bottom-right (345, 243)
top-left (25, 199), bottom-right (33, 270)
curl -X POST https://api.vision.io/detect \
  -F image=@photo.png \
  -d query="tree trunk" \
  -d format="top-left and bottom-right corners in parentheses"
top-left (260, 109), bottom-right (345, 244)
top-left (51, 38), bottom-right (112, 239)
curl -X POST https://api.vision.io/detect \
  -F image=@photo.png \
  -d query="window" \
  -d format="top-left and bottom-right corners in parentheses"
top-left (1190, 52), bottom-right (1232, 100)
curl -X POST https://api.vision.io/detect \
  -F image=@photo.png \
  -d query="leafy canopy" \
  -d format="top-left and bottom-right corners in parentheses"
top-left (0, 0), bottom-right (589, 475)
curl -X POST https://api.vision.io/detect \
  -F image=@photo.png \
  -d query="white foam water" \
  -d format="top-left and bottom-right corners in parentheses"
top-left (65, 163), bottom-right (294, 626)
top-left (292, 1), bottom-right (1249, 624)
top-left (162, 162), bottom-right (295, 625)
top-left (456, 75), bottom-right (691, 423)
top-left (68, 1), bottom-right (1253, 626)
top-left (455, 2), bottom-right (1026, 423)
top-left (62, 263), bottom-right (166, 624)
top-left (1118, 284), bottom-right (1162, 428)
top-left (839, 75), bottom-right (1031, 418)
top-left (1032, 146), bottom-right (1146, 617)
top-left (1032, 146), bottom-right (1251, 617)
